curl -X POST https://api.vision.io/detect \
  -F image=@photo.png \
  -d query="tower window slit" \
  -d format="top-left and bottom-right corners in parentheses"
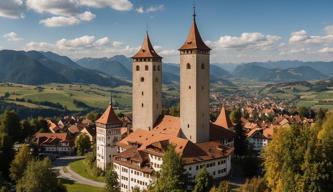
top-left (186, 63), bottom-right (191, 69)
top-left (145, 65), bottom-right (149, 71)
top-left (136, 65), bottom-right (140, 71)
top-left (141, 77), bottom-right (144, 82)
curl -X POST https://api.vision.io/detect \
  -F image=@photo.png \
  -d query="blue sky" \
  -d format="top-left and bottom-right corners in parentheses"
top-left (1, 0), bottom-right (333, 63)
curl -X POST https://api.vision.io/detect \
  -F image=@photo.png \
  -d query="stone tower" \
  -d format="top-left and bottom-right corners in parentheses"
top-left (132, 33), bottom-right (162, 131)
top-left (179, 8), bottom-right (211, 143)
top-left (96, 97), bottom-right (123, 171)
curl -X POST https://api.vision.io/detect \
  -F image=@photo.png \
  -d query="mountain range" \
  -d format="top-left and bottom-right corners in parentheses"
top-left (0, 50), bottom-right (129, 86)
top-left (0, 50), bottom-right (332, 86)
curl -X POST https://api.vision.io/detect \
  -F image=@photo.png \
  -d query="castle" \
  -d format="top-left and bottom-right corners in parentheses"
top-left (96, 8), bottom-right (235, 191)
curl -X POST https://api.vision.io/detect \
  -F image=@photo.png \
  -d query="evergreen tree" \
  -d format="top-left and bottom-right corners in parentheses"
top-left (10, 145), bottom-right (32, 182)
top-left (105, 168), bottom-right (120, 192)
top-left (240, 177), bottom-right (268, 192)
top-left (0, 132), bottom-right (14, 180)
top-left (151, 145), bottom-right (186, 192)
top-left (16, 158), bottom-right (66, 192)
top-left (75, 134), bottom-right (91, 155)
top-left (193, 167), bottom-right (213, 192)
top-left (0, 111), bottom-right (21, 142)
top-left (231, 108), bottom-right (248, 156)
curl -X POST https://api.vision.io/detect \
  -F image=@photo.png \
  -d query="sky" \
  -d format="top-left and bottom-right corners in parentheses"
top-left (0, 0), bottom-right (333, 63)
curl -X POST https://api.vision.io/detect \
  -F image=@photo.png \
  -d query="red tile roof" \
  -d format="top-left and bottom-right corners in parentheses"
top-left (96, 104), bottom-right (123, 126)
top-left (214, 107), bottom-right (232, 129)
top-left (132, 33), bottom-right (161, 59)
top-left (179, 16), bottom-right (210, 51)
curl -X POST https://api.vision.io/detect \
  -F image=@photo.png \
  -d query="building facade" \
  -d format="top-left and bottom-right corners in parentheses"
top-left (132, 34), bottom-right (162, 132)
top-left (96, 101), bottom-right (124, 170)
top-left (179, 11), bottom-right (211, 143)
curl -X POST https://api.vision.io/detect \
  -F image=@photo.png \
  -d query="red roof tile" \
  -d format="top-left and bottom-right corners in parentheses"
top-left (132, 33), bottom-right (161, 59)
top-left (96, 104), bottom-right (123, 126)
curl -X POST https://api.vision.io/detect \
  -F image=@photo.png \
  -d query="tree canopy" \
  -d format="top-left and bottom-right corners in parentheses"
top-left (193, 167), bottom-right (213, 192)
top-left (75, 133), bottom-right (91, 156)
top-left (105, 167), bottom-right (120, 192)
top-left (263, 113), bottom-right (333, 192)
top-left (150, 145), bottom-right (186, 192)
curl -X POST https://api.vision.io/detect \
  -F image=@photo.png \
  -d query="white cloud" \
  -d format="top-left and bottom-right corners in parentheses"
top-left (215, 32), bottom-right (281, 50)
top-left (3, 32), bottom-right (23, 41)
top-left (324, 25), bottom-right (333, 35)
top-left (79, 0), bottom-right (133, 11)
top-left (26, 0), bottom-right (81, 16)
top-left (160, 49), bottom-right (177, 56)
top-left (0, 0), bottom-right (25, 19)
top-left (318, 47), bottom-right (333, 53)
top-left (289, 30), bottom-right (333, 44)
top-left (56, 35), bottom-right (96, 49)
top-left (78, 11), bottom-right (96, 21)
top-left (136, 4), bottom-right (164, 14)
top-left (112, 41), bottom-right (123, 47)
top-left (136, 6), bottom-right (144, 14)
top-left (95, 37), bottom-right (109, 46)
top-left (39, 16), bottom-right (80, 27)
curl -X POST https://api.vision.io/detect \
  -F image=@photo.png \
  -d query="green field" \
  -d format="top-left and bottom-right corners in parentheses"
top-left (0, 83), bottom-right (132, 112)
top-left (69, 159), bottom-right (105, 182)
top-left (60, 179), bottom-right (103, 192)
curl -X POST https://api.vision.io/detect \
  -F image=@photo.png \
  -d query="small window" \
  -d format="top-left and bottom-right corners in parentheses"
top-left (136, 65), bottom-right (140, 71)
top-left (141, 77), bottom-right (144, 82)
top-left (187, 124), bottom-right (190, 128)
top-left (201, 63), bottom-right (205, 69)
top-left (145, 65), bottom-right (149, 71)
top-left (189, 85), bottom-right (191, 90)
top-left (142, 103), bottom-right (144, 107)
top-left (153, 65), bottom-right (156, 71)
top-left (141, 91), bottom-right (144, 96)
top-left (186, 63), bottom-right (191, 69)
top-left (157, 65), bottom-right (160, 71)
top-left (155, 78), bottom-right (159, 82)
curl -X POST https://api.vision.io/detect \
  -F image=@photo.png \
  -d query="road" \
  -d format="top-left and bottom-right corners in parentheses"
top-left (52, 156), bottom-right (105, 188)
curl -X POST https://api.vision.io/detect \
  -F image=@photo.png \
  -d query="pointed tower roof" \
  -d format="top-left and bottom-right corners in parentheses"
top-left (132, 33), bottom-right (161, 59)
top-left (96, 99), bottom-right (123, 126)
top-left (179, 7), bottom-right (211, 51)
top-left (214, 107), bottom-right (232, 129)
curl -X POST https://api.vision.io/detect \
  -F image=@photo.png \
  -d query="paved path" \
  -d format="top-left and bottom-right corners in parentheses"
top-left (53, 156), bottom-right (105, 188)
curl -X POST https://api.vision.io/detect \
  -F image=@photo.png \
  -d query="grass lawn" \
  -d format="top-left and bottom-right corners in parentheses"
top-left (60, 178), bottom-right (103, 192)
top-left (69, 159), bottom-right (105, 182)
top-left (64, 183), bottom-right (104, 192)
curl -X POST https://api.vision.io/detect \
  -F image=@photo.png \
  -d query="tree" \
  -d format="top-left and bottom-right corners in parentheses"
top-left (86, 111), bottom-right (99, 122)
top-left (263, 113), bottom-right (333, 192)
top-left (16, 158), bottom-right (66, 192)
top-left (10, 145), bottom-right (32, 182)
top-left (231, 109), bottom-right (248, 157)
top-left (193, 167), bottom-right (213, 192)
top-left (75, 134), bottom-right (91, 156)
top-left (229, 109), bottom-right (241, 124)
top-left (240, 177), bottom-right (268, 192)
top-left (31, 118), bottom-right (49, 133)
top-left (21, 120), bottom-right (35, 141)
top-left (105, 168), bottom-right (120, 192)
top-left (150, 145), bottom-right (186, 192)
top-left (0, 111), bottom-right (21, 142)
top-left (217, 180), bottom-right (230, 192)
top-left (0, 132), bottom-right (14, 180)
top-left (132, 186), bottom-right (141, 192)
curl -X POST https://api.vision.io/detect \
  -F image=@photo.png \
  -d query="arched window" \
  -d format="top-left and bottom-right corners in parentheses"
top-left (136, 65), bottom-right (140, 71)
top-left (141, 103), bottom-right (144, 107)
top-left (145, 65), bottom-right (149, 71)
top-left (189, 85), bottom-right (191, 90)
top-left (140, 77), bottom-right (144, 82)
top-left (201, 63), bottom-right (205, 69)
top-left (157, 65), bottom-right (160, 71)
top-left (186, 63), bottom-right (191, 69)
